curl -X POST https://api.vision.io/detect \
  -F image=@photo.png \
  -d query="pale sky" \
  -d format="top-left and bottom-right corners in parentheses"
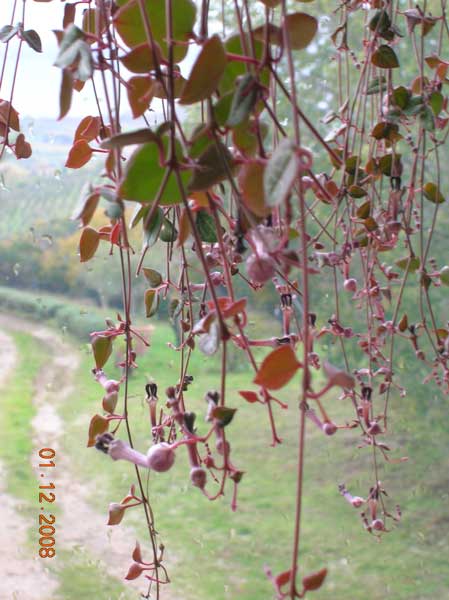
top-left (0, 1), bottom-right (197, 121)
top-left (0, 2), bottom-right (100, 118)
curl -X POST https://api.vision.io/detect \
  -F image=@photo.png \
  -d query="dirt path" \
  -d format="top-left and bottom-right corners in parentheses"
top-left (0, 329), bottom-right (59, 599)
top-left (0, 317), bottom-right (162, 599)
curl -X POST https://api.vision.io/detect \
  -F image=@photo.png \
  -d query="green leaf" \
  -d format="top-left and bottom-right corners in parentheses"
top-left (220, 34), bottom-right (268, 94)
top-left (227, 74), bottom-right (259, 128)
top-left (179, 35), bottom-right (227, 104)
top-left (420, 106), bottom-right (435, 132)
top-left (395, 256), bottom-right (420, 272)
top-left (423, 182), bottom-right (445, 204)
top-left (54, 24), bottom-right (84, 68)
top-left (101, 128), bottom-right (158, 150)
top-left (402, 95), bottom-right (424, 116)
top-left (429, 91), bottom-right (444, 116)
top-left (92, 335), bottom-right (113, 369)
top-left (196, 210), bottom-right (217, 243)
top-left (212, 406), bottom-right (237, 428)
top-left (440, 266), bottom-right (449, 286)
top-left (369, 10), bottom-right (391, 35)
top-left (378, 153), bottom-right (402, 176)
top-left (366, 76), bottom-right (387, 95)
top-left (391, 85), bottom-right (411, 109)
top-left (264, 138), bottom-right (299, 207)
top-left (114, 0), bottom-right (196, 62)
top-left (144, 289), bottom-right (160, 317)
top-left (188, 142), bottom-right (233, 192)
top-left (142, 207), bottom-right (164, 247)
top-left (0, 25), bottom-right (19, 43)
top-left (284, 12), bottom-right (318, 50)
top-left (212, 92), bottom-right (233, 127)
top-left (168, 298), bottom-right (181, 321)
top-left (348, 185), bottom-right (367, 198)
top-left (119, 138), bottom-right (190, 204)
top-left (160, 218), bottom-right (177, 242)
top-left (120, 42), bottom-right (161, 73)
top-left (77, 43), bottom-right (94, 81)
top-left (143, 268), bottom-right (163, 288)
top-left (371, 45), bottom-right (399, 69)
top-left (22, 29), bottom-right (42, 53)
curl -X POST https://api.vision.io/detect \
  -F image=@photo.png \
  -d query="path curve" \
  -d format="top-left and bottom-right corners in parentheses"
top-left (0, 316), bottom-right (164, 599)
top-left (0, 328), bottom-right (59, 599)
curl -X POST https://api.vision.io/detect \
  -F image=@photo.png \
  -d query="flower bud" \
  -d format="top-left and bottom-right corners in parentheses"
top-left (147, 443), bottom-right (175, 472)
top-left (215, 438), bottom-right (230, 456)
top-left (210, 271), bottom-right (224, 286)
top-left (102, 390), bottom-right (118, 414)
top-left (372, 518), bottom-right (385, 531)
top-left (350, 496), bottom-right (364, 508)
top-left (190, 466), bottom-right (207, 489)
top-left (344, 278), bottom-right (357, 293)
top-left (246, 252), bottom-right (275, 284)
top-left (323, 422), bottom-right (337, 436)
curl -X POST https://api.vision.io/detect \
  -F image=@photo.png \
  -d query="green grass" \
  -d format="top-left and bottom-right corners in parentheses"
top-left (57, 321), bottom-right (449, 600)
top-left (1, 292), bottom-right (448, 599)
top-left (51, 549), bottom-right (136, 600)
top-left (0, 331), bottom-right (47, 506)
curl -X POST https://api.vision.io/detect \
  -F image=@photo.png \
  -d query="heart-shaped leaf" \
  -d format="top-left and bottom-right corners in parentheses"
top-left (87, 414), bottom-right (109, 447)
top-left (92, 335), bottom-right (113, 369)
top-left (0, 100), bottom-right (20, 131)
top-left (239, 390), bottom-right (260, 403)
top-left (254, 345), bottom-right (302, 390)
top-left (227, 73), bottom-right (259, 128)
top-left (196, 210), bottom-right (217, 243)
top-left (144, 289), bottom-right (159, 317)
top-left (143, 268), bottom-right (163, 288)
top-left (371, 45), bottom-right (399, 68)
top-left (127, 76), bottom-right (154, 118)
top-left (74, 115), bottom-right (101, 143)
top-left (323, 361), bottom-right (355, 389)
top-left (212, 406), bottom-right (237, 427)
top-left (188, 142), bottom-right (233, 192)
top-left (302, 568), bottom-right (327, 591)
top-left (65, 139), bottom-right (93, 168)
top-left (107, 502), bottom-right (125, 525)
top-left (22, 29), bottom-right (42, 53)
top-left (239, 160), bottom-right (271, 217)
top-left (395, 255), bottom-right (420, 272)
top-left (120, 42), bottom-right (161, 73)
top-left (120, 138), bottom-right (189, 204)
top-left (125, 562), bottom-right (145, 581)
top-left (14, 133), bottom-right (32, 159)
top-left (284, 12), bottom-right (318, 50)
top-left (423, 182), bottom-right (445, 204)
top-left (79, 226), bottom-right (100, 262)
top-left (180, 35), bottom-right (227, 104)
top-left (264, 138), bottom-right (299, 207)
top-left (114, 0), bottom-right (196, 62)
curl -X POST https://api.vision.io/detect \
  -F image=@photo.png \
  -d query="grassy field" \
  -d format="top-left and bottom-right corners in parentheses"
top-left (0, 332), bottom-right (47, 506)
top-left (1, 302), bottom-right (449, 600)
top-left (59, 321), bottom-right (449, 600)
